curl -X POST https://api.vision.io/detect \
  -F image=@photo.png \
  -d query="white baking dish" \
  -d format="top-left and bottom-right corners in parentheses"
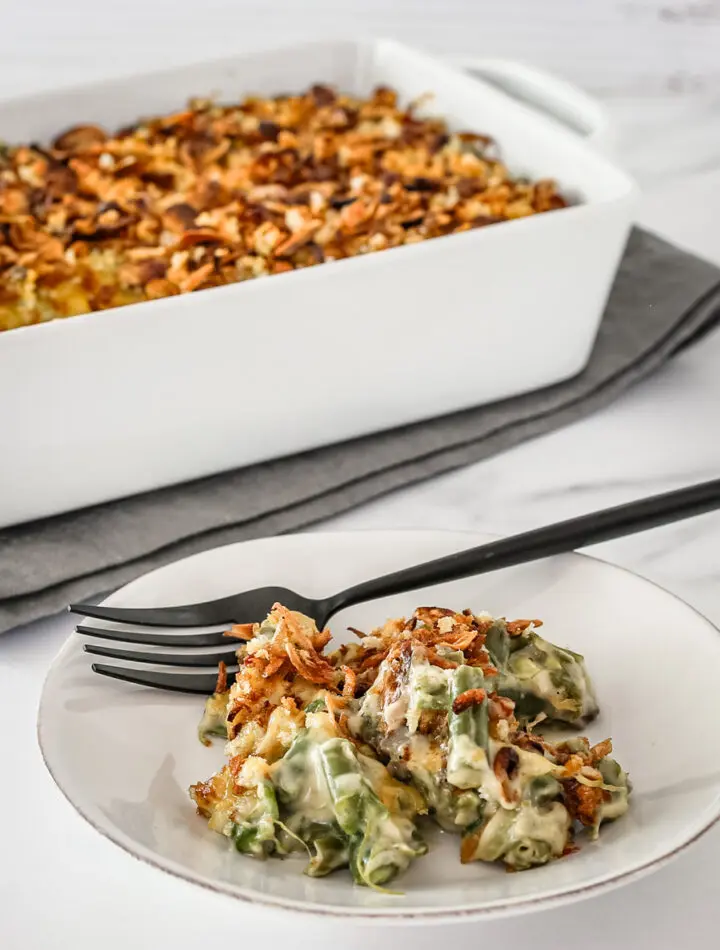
top-left (0, 39), bottom-right (637, 528)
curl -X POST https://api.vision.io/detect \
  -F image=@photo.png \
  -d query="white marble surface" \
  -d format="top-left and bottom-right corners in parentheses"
top-left (1, 169), bottom-right (719, 947)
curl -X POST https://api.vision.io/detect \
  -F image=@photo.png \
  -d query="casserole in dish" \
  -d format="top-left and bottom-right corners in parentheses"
top-left (0, 84), bottom-right (570, 329)
top-left (0, 40), bottom-right (637, 527)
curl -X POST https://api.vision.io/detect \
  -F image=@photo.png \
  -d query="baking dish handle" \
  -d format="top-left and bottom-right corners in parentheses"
top-left (447, 56), bottom-right (613, 155)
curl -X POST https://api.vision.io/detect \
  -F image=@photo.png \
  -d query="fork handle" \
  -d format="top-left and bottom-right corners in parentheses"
top-left (323, 478), bottom-right (720, 618)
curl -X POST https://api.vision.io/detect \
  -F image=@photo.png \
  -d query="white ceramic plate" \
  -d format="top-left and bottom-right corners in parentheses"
top-left (38, 531), bottom-right (720, 922)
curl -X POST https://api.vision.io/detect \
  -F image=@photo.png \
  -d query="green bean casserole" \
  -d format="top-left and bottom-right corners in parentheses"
top-left (0, 85), bottom-right (567, 332)
top-left (190, 605), bottom-right (630, 889)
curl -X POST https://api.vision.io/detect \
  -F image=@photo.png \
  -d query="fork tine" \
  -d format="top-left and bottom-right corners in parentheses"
top-left (83, 642), bottom-right (240, 667)
top-left (69, 599), bottom-right (238, 627)
top-left (91, 663), bottom-right (236, 694)
top-left (75, 622), bottom-right (237, 647)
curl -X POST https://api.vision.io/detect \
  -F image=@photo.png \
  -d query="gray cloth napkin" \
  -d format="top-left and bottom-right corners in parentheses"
top-left (2, 227), bottom-right (720, 634)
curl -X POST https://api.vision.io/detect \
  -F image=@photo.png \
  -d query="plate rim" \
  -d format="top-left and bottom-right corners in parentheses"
top-left (37, 528), bottom-right (720, 923)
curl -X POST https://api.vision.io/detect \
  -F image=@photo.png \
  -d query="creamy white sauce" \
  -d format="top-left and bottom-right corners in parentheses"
top-left (598, 793), bottom-right (629, 823)
top-left (447, 734), bottom-right (498, 794)
top-left (515, 746), bottom-right (555, 781)
top-left (408, 733), bottom-right (443, 771)
top-left (384, 693), bottom-right (410, 733)
top-left (296, 745), bottom-right (335, 821)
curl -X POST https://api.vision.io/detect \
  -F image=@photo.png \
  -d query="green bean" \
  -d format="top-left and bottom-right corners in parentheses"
top-left (407, 763), bottom-right (484, 831)
top-left (447, 665), bottom-right (489, 789)
top-left (271, 728), bottom-right (355, 875)
top-left (451, 789), bottom-right (486, 830)
top-left (272, 731), bottom-right (313, 806)
top-left (462, 801), bottom-right (571, 870)
top-left (319, 736), bottom-right (427, 887)
top-left (349, 799), bottom-right (427, 888)
top-left (304, 697), bottom-right (327, 713)
top-left (502, 632), bottom-right (599, 726)
top-left (307, 829), bottom-right (351, 877)
top-left (404, 655), bottom-right (452, 734)
top-left (556, 736), bottom-right (589, 755)
top-left (524, 773), bottom-right (563, 809)
top-left (463, 807), bottom-right (513, 863)
top-left (493, 679), bottom-right (548, 722)
top-left (452, 665), bottom-right (489, 747)
top-left (594, 755), bottom-right (631, 833)
top-left (554, 737), bottom-right (631, 830)
top-left (485, 619), bottom-right (510, 669)
top-left (283, 818), bottom-right (350, 877)
top-left (229, 781), bottom-right (281, 858)
top-left (478, 618), bottom-right (600, 727)
top-left (319, 738), bottom-right (366, 836)
top-left (408, 658), bottom-right (451, 714)
top-left (598, 755), bottom-right (625, 785)
top-left (502, 836), bottom-right (556, 870)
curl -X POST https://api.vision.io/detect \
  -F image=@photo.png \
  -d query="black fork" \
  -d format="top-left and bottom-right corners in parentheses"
top-left (72, 477), bottom-right (720, 693)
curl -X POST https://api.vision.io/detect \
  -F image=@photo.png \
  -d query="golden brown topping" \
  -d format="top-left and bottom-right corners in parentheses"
top-left (436, 623), bottom-right (479, 652)
top-left (285, 638), bottom-right (336, 685)
top-left (222, 605), bottom-right (343, 742)
top-left (0, 84), bottom-right (568, 331)
top-left (425, 648), bottom-right (459, 670)
top-left (558, 754), bottom-right (585, 777)
top-left (261, 654), bottom-right (287, 679)
top-left (358, 651), bottom-right (387, 672)
top-left (313, 627), bottom-right (333, 651)
top-left (493, 745), bottom-right (520, 778)
top-left (342, 664), bottom-right (357, 699)
top-left (589, 738), bottom-right (613, 763)
top-left (271, 604), bottom-right (337, 686)
top-left (145, 278), bottom-right (180, 299)
top-left (506, 618), bottom-right (544, 636)
top-left (452, 687), bottom-right (487, 714)
top-left (460, 826), bottom-right (483, 864)
top-left (224, 622), bottom-right (255, 640)
top-left (513, 732), bottom-right (549, 755)
top-left (52, 124), bottom-right (108, 153)
top-left (493, 745), bottom-right (521, 804)
top-left (550, 736), bottom-right (613, 774)
top-left (215, 660), bottom-right (228, 694)
top-left (488, 694), bottom-right (515, 721)
top-left (414, 606), bottom-right (456, 622)
top-left (416, 709), bottom-right (446, 737)
top-left (337, 606), bottom-right (505, 687)
top-left (189, 766), bottom-right (234, 817)
top-left (563, 779), bottom-right (610, 827)
top-left (464, 638), bottom-right (498, 677)
top-left (378, 639), bottom-right (414, 699)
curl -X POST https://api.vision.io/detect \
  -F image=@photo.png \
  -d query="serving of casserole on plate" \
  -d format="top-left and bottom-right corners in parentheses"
top-left (0, 41), bottom-right (637, 528)
top-left (189, 602), bottom-right (629, 888)
top-left (38, 531), bottom-right (720, 921)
